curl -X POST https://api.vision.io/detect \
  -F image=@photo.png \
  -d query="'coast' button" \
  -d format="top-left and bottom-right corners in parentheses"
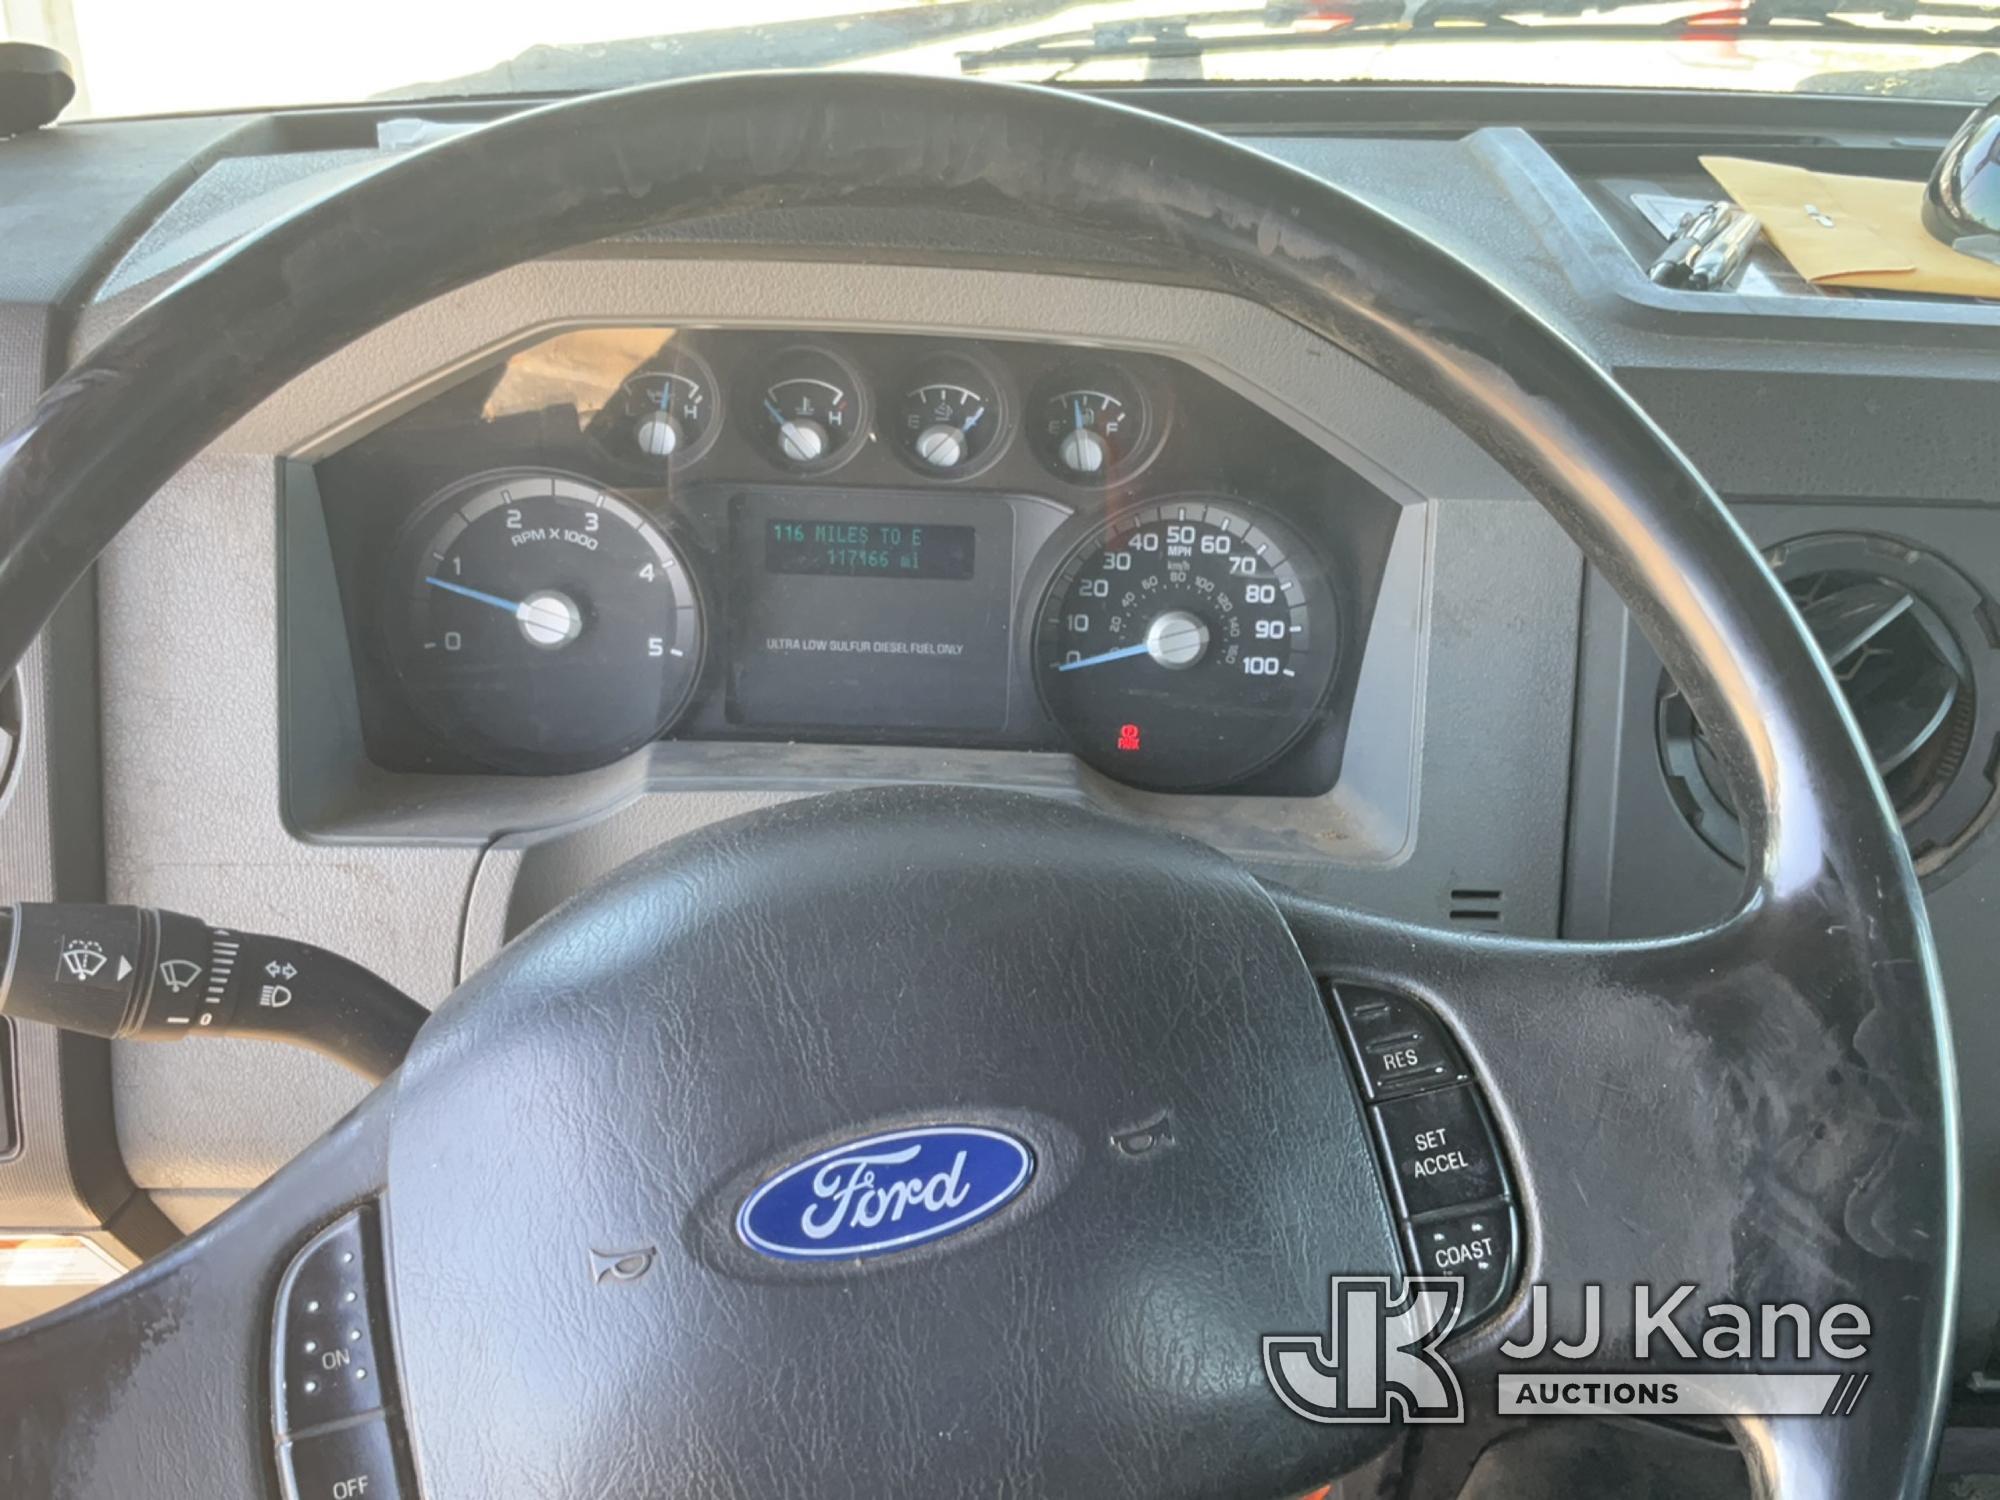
top-left (1406, 1206), bottom-right (1519, 1328)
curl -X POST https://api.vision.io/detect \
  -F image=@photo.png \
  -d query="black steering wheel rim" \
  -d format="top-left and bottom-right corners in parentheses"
top-left (0, 72), bottom-right (1954, 1500)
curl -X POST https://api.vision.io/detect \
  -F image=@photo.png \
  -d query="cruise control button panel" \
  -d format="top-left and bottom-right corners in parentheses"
top-left (272, 1205), bottom-right (414, 1499)
top-left (1327, 982), bottom-right (1519, 1334)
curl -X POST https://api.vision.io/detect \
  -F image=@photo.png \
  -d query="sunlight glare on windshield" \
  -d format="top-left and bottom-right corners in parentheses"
top-left (2, 0), bottom-right (1994, 118)
top-left (1, 0), bottom-right (890, 117)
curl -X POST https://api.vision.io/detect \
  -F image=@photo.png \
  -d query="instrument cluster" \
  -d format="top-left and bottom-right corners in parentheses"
top-left (314, 328), bottom-right (1402, 795)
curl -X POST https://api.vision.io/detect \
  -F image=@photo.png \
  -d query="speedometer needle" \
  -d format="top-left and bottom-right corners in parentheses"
top-left (1057, 642), bottom-right (1151, 673)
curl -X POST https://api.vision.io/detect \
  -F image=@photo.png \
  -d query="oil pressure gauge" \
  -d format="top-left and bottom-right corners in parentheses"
top-left (604, 348), bottom-right (721, 470)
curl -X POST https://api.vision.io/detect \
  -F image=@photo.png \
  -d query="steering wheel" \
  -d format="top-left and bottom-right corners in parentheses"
top-left (0, 73), bottom-right (1953, 1500)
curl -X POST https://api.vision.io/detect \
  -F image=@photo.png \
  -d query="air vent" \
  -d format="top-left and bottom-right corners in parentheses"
top-left (1448, 887), bottom-right (1504, 923)
top-left (1659, 533), bottom-right (2000, 879)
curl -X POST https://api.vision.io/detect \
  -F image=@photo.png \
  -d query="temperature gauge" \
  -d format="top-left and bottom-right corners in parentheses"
top-left (756, 345), bottom-right (867, 472)
top-left (897, 353), bottom-right (1007, 478)
top-left (607, 350), bottom-right (720, 469)
top-left (1030, 363), bottom-right (1158, 483)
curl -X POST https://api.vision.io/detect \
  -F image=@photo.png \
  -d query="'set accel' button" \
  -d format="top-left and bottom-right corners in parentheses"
top-left (1372, 1084), bottom-right (1507, 1217)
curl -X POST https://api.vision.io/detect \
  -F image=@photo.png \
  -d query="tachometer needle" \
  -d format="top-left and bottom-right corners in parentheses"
top-left (426, 575), bottom-right (580, 647)
top-left (1057, 641), bottom-right (1152, 673)
top-left (426, 575), bottom-right (520, 614)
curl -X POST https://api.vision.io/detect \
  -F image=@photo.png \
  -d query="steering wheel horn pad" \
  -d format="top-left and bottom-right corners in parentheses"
top-left (0, 71), bottom-right (1953, 1500)
top-left (388, 786), bottom-right (1404, 1496)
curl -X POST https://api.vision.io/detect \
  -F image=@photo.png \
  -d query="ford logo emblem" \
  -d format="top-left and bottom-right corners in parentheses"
top-left (737, 1125), bottom-right (1035, 1260)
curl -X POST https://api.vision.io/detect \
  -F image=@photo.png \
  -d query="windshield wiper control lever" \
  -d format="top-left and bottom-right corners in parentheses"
top-left (0, 902), bottom-right (425, 1081)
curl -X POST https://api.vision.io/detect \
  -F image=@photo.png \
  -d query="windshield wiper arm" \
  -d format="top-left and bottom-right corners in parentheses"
top-left (958, 0), bottom-right (2000, 73)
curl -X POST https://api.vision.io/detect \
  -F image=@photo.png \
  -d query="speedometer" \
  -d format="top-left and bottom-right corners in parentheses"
top-left (1034, 499), bottom-right (1337, 791)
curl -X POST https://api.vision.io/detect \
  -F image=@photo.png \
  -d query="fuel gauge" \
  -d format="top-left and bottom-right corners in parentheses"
top-left (1030, 362), bottom-right (1159, 484)
top-left (755, 345), bottom-right (867, 473)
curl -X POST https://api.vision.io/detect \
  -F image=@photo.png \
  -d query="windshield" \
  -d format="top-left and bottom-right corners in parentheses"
top-left (6, 0), bottom-right (1998, 118)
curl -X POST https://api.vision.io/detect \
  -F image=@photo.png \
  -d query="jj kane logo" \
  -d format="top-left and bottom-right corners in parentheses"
top-left (1264, 1277), bottom-right (1467, 1423)
top-left (1263, 1279), bottom-right (1873, 1423)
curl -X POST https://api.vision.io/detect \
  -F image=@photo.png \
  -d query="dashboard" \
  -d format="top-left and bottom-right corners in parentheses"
top-left (4, 83), bottom-right (2000, 1403)
top-left (317, 329), bottom-right (1398, 794)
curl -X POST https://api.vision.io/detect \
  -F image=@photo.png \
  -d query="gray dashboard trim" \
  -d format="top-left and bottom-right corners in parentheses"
top-left (169, 259), bottom-right (1526, 502)
top-left (98, 454), bottom-right (480, 1196)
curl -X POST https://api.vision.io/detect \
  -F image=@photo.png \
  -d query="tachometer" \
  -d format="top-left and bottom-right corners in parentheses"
top-left (1034, 499), bottom-right (1336, 791)
top-left (385, 470), bottom-right (703, 773)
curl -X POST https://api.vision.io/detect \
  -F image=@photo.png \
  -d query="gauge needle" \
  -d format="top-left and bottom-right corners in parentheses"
top-left (425, 576), bottom-right (576, 639)
top-left (426, 575), bottom-right (519, 613)
top-left (1057, 642), bottom-right (1152, 673)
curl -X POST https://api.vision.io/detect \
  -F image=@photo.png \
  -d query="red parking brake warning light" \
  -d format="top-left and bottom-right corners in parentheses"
top-left (1116, 724), bottom-right (1142, 752)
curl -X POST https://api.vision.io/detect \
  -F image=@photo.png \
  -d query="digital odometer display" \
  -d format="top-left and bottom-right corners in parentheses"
top-left (730, 491), bottom-right (1014, 733)
top-left (764, 519), bottom-right (975, 580)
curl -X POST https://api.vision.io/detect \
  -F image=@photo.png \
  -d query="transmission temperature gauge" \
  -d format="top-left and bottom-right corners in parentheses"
top-left (897, 352), bottom-right (1007, 478)
top-left (1035, 498), bottom-right (1336, 791)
